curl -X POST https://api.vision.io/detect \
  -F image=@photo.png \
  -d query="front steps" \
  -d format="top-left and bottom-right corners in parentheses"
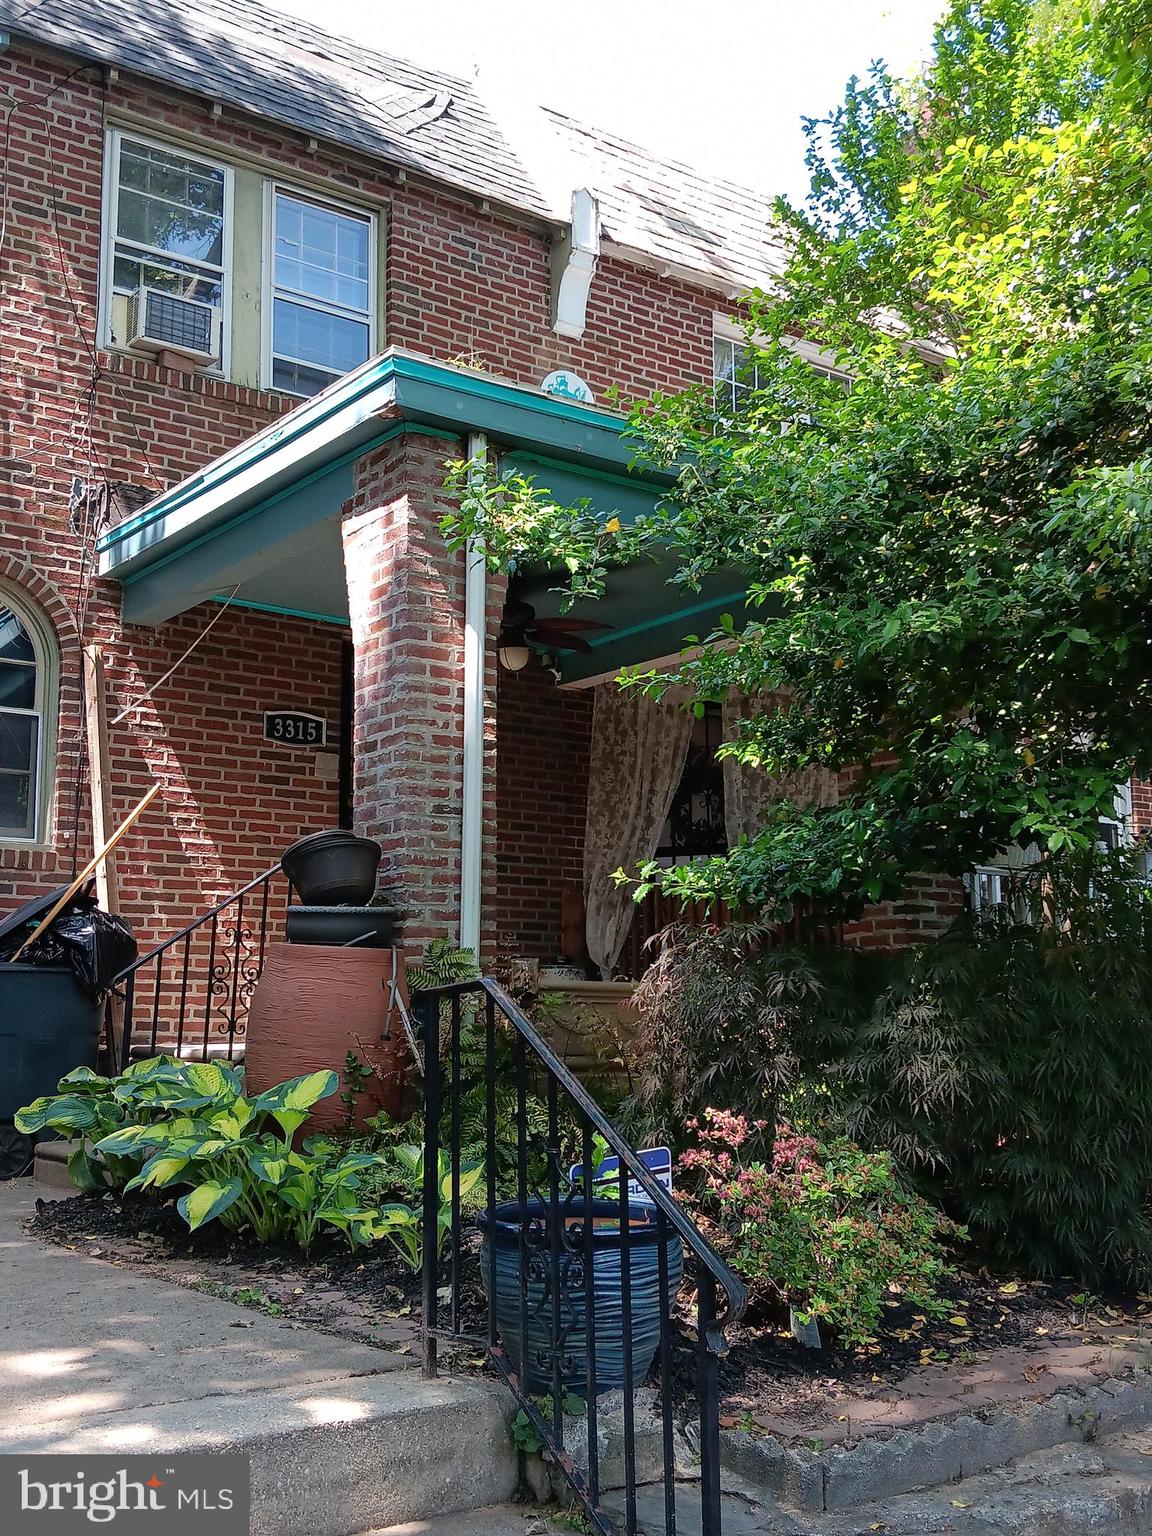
top-left (360, 1423), bottom-right (1152, 1535)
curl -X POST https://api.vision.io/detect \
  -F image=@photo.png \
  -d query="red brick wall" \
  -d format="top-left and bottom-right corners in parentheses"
top-left (495, 656), bottom-right (594, 962)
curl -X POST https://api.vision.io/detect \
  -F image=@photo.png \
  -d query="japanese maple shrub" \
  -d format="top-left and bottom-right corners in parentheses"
top-left (683, 1109), bottom-right (961, 1344)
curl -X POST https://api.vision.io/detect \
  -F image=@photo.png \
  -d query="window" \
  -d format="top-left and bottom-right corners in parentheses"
top-left (266, 188), bottom-right (375, 397)
top-left (713, 334), bottom-right (761, 414)
top-left (0, 592), bottom-right (58, 843)
top-left (657, 703), bottom-right (727, 861)
top-left (713, 327), bottom-right (851, 414)
top-left (103, 132), bottom-right (231, 365)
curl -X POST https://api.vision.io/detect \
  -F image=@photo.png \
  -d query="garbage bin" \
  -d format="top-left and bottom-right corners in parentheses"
top-left (0, 963), bottom-right (103, 1178)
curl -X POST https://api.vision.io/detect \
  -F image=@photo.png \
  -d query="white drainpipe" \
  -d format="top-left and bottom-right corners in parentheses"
top-left (459, 431), bottom-right (488, 961)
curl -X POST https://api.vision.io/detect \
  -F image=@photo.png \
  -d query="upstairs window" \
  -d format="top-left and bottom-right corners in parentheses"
top-left (0, 591), bottom-right (58, 843)
top-left (267, 189), bottom-right (375, 397)
top-left (713, 335), bottom-right (761, 414)
top-left (713, 328), bottom-right (851, 415)
top-left (104, 132), bottom-right (230, 367)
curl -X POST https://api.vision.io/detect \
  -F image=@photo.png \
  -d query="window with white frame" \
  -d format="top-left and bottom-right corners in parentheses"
top-left (713, 334), bottom-right (761, 413)
top-left (0, 592), bottom-right (58, 843)
top-left (713, 327), bottom-right (850, 414)
top-left (266, 188), bottom-right (375, 397)
top-left (104, 132), bottom-right (230, 361)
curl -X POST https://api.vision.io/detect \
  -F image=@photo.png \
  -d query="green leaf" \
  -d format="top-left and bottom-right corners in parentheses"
top-left (125, 1153), bottom-right (191, 1192)
top-left (252, 1071), bottom-right (339, 1135)
top-left (177, 1178), bottom-right (243, 1231)
top-left (67, 1145), bottom-right (105, 1193)
top-left (15, 1095), bottom-right (101, 1135)
top-left (248, 1150), bottom-right (291, 1186)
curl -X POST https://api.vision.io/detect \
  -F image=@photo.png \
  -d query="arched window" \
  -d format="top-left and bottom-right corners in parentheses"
top-left (0, 588), bottom-right (59, 843)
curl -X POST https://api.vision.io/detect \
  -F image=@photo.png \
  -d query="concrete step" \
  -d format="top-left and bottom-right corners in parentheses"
top-left (363, 1506), bottom-right (538, 1536)
top-left (2, 1182), bottom-right (517, 1536)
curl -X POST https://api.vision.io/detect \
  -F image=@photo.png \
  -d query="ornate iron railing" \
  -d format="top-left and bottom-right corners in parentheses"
top-left (412, 977), bottom-right (747, 1536)
top-left (113, 866), bottom-right (290, 1067)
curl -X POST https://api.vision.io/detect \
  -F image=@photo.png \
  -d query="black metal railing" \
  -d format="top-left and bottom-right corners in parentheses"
top-left (412, 977), bottom-right (747, 1536)
top-left (113, 866), bottom-right (291, 1068)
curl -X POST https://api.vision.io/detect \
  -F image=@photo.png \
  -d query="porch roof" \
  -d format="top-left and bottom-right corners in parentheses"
top-left (97, 349), bottom-right (754, 680)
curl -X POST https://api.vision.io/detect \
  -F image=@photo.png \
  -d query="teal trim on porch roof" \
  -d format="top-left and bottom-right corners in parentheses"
top-left (97, 349), bottom-right (664, 580)
top-left (96, 347), bottom-right (751, 669)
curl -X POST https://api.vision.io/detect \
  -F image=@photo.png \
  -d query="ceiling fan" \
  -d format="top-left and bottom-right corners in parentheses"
top-left (499, 599), bottom-right (613, 656)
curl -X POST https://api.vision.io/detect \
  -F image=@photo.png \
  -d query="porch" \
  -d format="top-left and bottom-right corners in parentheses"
top-left (96, 348), bottom-right (760, 989)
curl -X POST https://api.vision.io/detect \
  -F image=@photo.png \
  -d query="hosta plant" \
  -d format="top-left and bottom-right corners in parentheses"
top-left (18, 1056), bottom-right (392, 1252)
top-left (365, 1142), bottom-right (484, 1270)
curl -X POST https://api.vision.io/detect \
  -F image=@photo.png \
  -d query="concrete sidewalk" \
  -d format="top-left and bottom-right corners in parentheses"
top-left (0, 1181), bottom-right (517, 1535)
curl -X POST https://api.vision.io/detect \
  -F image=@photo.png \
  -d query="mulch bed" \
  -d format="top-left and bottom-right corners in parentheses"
top-left (26, 1191), bottom-right (1152, 1439)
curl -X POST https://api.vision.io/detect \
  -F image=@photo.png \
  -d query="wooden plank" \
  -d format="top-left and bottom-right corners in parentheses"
top-left (82, 643), bottom-right (118, 913)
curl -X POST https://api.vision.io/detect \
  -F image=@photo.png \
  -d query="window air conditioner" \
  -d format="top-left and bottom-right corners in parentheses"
top-left (127, 287), bottom-right (218, 364)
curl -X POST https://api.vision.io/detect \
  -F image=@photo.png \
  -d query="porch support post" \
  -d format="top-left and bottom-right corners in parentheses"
top-left (340, 432), bottom-right (500, 958)
top-left (459, 432), bottom-right (488, 963)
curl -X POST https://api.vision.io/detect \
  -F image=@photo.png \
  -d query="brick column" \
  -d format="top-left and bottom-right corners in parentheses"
top-left (341, 432), bottom-right (500, 959)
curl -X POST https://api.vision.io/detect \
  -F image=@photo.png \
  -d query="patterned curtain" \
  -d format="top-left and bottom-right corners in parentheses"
top-left (721, 691), bottom-right (839, 846)
top-left (583, 684), bottom-right (693, 978)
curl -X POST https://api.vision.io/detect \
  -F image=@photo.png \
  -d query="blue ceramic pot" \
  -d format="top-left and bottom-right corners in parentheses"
top-left (479, 1196), bottom-right (683, 1396)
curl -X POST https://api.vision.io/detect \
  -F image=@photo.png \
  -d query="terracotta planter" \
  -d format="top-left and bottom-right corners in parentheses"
top-left (243, 942), bottom-right (410, 1131)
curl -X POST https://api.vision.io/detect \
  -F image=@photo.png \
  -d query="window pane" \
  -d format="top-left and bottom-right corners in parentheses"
top-left (0, 663), bottom-right (35, 710)
top-left (112, 252), bottom-right (222, 306)
top-left (274, 194), bottom-right (370, 312)
top-left (271, 357), bottom-right (341, 398)
top-left (117, 140), bottom-right (225, 266)
top-left (273, 298), bottom-right (369, 375)
top-left (713, 336), bottom-right (737, 382)
top-left (0, 608), bottom-right (34, 663)
top-left (0, 712), bottom-right (36, 772)
top-left (0, 771), bottom-right (34, 839)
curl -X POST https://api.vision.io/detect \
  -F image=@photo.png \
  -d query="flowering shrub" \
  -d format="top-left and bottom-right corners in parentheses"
top-left (683, 1110), bottom-right (962, 1344)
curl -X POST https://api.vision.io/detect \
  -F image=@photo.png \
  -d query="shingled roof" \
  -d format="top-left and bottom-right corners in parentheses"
top-left (542, 109), bottom-right (789, 293)
top-left (0, 0), bottom-right (549, 216)
top-left (1, 0), bottom-right (787, 293)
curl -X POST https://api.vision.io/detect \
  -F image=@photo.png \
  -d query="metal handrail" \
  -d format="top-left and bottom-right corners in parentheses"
top-left (414, 974), bottom-right (748, 1536)
top-left (113, 864), bottom-right (288, 1067)
top-left (112, 864), bottom-right (284, 984)
top-left (421, 975), bottom-right (747, 1342)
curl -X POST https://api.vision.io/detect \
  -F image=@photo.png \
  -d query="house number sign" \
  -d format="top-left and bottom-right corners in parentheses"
top-left (263, 710), bottom-right (327, 747)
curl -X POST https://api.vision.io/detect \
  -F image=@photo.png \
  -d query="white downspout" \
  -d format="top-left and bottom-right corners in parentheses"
top-left (459, 431), bottom-right (488, 961)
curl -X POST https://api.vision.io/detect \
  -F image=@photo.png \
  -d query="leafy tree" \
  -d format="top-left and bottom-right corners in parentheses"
top-left (447, 0), bottom-right (1152, 916)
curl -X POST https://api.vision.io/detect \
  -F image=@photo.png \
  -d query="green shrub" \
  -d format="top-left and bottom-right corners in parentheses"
top-left (841, 852), bottom-right (1152, 1284)
top-left (682, 1109), bottom-right (961, 1345)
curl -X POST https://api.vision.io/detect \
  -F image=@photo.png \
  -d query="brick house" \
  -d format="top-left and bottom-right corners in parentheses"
top-left (0, 0), bottom-right (1139, 1029)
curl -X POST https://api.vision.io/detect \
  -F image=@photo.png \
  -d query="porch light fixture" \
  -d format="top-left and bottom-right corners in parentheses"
top-left (498, 641), bottom-right (531, 672)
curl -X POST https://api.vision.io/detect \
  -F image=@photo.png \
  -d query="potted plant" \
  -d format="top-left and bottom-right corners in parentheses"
top-left (478, 1194), bottom-right (683, 1396)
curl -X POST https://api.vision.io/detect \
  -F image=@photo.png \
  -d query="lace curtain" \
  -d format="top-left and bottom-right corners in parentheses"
top-left (583, 684), bottom-right (693, 978)
top-left (721, 691), bottom-right (839, 845)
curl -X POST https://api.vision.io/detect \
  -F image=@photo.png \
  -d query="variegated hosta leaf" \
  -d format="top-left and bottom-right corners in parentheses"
top-left (177, 1178), bottom-right (242, 1231)
top-left (125, 1152), bottom-right (191, 1192)
top-left (252, 1071), bottom-right (339, 1135)
top-left (14, 1095), bottom-right (100, 1134)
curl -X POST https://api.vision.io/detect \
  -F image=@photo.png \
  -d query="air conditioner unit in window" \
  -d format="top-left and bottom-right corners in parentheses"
top-left (127, 287), bottom-right (218, 364)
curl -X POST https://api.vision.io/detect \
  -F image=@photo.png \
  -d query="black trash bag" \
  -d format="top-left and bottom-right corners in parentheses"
top-left (49, 905), bottom-right (138, 998)
top-left (0, 883), bottom-right (138, 997)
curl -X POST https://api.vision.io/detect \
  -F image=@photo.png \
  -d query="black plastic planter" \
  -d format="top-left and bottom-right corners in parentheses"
top-left (479, 1196), bottom-right (684, 1396)
top-left (284, 905), bottom-right (401, 948)
top-left (280, 830), bottom-right (381, 906)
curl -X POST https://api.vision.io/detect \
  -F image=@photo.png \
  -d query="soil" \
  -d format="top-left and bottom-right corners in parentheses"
top-left (26, 1191), bottom-right (1152, 1443)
